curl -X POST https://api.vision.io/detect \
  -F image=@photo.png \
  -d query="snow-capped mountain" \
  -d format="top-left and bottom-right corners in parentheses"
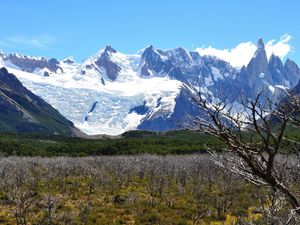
top-left (0, 38), bottom-right (299, 135)
top-left (0, 52), bottom-right (62, 75)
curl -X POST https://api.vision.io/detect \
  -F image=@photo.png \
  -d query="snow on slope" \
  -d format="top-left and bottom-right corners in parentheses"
top-left (5, 59), bottom-right (182, 135)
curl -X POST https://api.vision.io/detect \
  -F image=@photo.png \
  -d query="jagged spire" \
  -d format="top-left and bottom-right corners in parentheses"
top-left (252, 37), bottom-right (268, 61)
top-left (257, 38), bottom-right (265, 50)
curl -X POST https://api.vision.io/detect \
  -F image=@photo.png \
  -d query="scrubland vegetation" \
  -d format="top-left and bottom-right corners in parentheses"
top-left (1, 92), bottom-right (300, 224)
top-left (0, 155), bottom-right (299, 224)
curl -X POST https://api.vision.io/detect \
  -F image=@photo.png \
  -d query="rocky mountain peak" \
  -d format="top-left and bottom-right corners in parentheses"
top-left (0, 67), bottom-right (28, 95)
top-left (252, 38), bottom-right (268, 63)
top-left (104, 45), bottom-right (117, 54)
top-left (94, 46), bottom-right (121, 81)
top-left (0, 67), bottom-right (8, 74)
top-left (140, 45), bottom-right (167, 76)
top-left (284, 58), bottom-right (299, 71)
top-left (253, 38), bottom-right (268, 61)
top-left (269, 54), bottom-right (283, 68)
top-left (142, 45), bottom-right (159, 59)
top-left (239, 38), bottom-right (270, 95)
top-left (167, 47), bottom-right (192, 67)
top-left (257, 38), bottom-right (265, 50)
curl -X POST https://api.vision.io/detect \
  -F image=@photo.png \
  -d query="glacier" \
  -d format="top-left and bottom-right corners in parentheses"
top-left (3, 59), bottom-right (182, 135)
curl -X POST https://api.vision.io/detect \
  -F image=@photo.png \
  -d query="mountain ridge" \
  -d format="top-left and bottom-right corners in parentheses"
top-left (1, 38), bottom-right (299, 135)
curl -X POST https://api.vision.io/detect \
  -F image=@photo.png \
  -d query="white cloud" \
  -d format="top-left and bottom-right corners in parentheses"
top-left (196, 34), bottom-right (292, 68)
top-left (265, 34), bottom-right (292, 59)
top-left (0, 35), bottom-right (56, 49)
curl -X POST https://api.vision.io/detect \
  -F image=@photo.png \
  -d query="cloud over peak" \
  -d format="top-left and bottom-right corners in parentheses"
top-left (196, 34), bottom-right (292, 68)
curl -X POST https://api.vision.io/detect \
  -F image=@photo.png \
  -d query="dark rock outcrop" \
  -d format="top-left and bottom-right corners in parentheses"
top-left (138, 88), bottom-right (202, 131)
top-left (129, 101), bottom-right (149, 115)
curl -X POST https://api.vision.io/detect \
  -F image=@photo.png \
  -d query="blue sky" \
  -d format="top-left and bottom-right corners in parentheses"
top-left (0, 0), bottom-right (299, 65)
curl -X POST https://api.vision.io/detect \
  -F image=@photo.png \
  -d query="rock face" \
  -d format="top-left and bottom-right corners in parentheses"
top-left (293, 80), bottom-right (300, 94)
top-left (284, 58), bottom-right (300, 87)
top-left (0, 67), bottom-right (80, 135)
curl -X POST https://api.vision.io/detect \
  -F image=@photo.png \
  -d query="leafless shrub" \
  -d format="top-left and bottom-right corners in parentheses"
top-left (190, 88), bottom-right (300, 221)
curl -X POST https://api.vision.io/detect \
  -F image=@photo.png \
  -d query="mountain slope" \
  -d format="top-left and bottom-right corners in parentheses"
top-left (0, 67), bottom-right (81, 135)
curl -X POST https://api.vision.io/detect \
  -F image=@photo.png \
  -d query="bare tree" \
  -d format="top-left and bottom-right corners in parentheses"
top-left (191, 89), bottom-right (300, 219)
top-left (38, 194), bottom-right (61, 225)
top-left (79, 199), bottom-right (93, 225)
top-left (8, 186), bottom-right (37, 225)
